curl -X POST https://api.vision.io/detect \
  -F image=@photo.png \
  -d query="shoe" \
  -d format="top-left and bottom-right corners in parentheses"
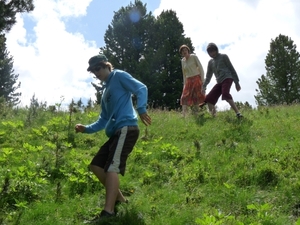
top-left (199, 102), bottom-right (207, 108)
top-left (100, 210), bottom-right (115, 218)
top-left (84, 210), bottom-right (115, 224)
top-left (236, 113), bottom-right (243, 118)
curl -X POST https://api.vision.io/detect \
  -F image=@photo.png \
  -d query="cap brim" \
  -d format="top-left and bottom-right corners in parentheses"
top-left (87, 63), bottom-right (97, 72)
top-left (87, 66), bottom-right (92, 72)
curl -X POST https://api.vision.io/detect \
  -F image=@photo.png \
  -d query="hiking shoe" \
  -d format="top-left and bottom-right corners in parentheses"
top-left (236, 113), bottom-right (243, 118)
top-left (84, 210), bottom-right (115, 224)
top-left (199, 102), bottom-right (207, 108)
top-left (100, 210), bottom-right (115, 218)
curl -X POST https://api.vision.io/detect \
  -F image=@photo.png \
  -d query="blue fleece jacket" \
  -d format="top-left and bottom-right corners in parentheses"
top-left (84, 69), bottom-right (148, 137)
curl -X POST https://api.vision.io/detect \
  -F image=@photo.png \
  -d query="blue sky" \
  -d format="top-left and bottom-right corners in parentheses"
top-left (5, 0), bottom-right (300, 110)
top-left (64, 0), bottom-right (160, 47)
top-left (21, 0), bottom-right (161, 47)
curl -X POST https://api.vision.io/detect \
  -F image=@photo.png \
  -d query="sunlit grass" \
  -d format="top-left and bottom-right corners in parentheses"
top-left (1, 104), bottom-right (300, 224)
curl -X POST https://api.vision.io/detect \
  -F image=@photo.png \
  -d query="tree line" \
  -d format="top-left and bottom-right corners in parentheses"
top-left (1, 0), bottom-right (300, 110)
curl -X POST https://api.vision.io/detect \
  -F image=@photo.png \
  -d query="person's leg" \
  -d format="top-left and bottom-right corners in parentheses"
top-left (90, 165), bottom-right (126, 205)
top-left (89, 166), bottom-right (117, 213)
top-left (191, 75), bottom-right (205, 110)
top-left (106, 127), bottom-right (139, 212)
top-left (192, 105), bottom-right (200, 114)
top-left (89, 138), bottom-right (120, 216)
top-left (204, 83), bottom-right (222, 117)
top-left (226, 99), bottom-right (239, 114)
top-left (181, 77), bottom-right (195, 117)
top-left (89, 126), bottom-right (139, 217)
top-left (221, 79), bottom-right (241, 116)
top-left (182, 105), bottom-right (188, 117)
top-left (207, 103), bottom-right (216, 117)
top-left (104, 172), bottom-right (119, 213)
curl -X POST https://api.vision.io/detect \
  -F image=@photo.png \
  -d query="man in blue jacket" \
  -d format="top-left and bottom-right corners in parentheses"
top-left (75, 54), bottom-right (151, 222)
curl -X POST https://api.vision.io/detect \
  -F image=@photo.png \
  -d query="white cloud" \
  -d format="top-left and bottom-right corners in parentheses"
top-left (5, 0), bottom-right (97, 108)
top-left (5, 0), bottom-right (300, 110)
top-left (154, 0), bottom-right (300, 109)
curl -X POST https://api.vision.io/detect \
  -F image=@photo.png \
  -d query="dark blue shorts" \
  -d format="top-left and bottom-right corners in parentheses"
top-left (90, 126), bottom-right (139, 176)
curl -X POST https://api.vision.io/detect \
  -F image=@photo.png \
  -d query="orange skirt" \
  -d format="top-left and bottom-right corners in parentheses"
top-left (180, 75), bottom-right (205, 106)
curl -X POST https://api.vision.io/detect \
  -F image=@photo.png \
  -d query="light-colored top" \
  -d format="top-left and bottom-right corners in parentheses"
top-left (84, 69), bottom-right (148, 137)
top-left (181, 54), bottom-right (204, 84)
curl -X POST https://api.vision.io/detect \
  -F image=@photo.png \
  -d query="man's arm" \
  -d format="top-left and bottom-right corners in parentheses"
top-left (202, 60), bottom-right (213, 90)
top-left (224, 54), bottom-right (239, 84)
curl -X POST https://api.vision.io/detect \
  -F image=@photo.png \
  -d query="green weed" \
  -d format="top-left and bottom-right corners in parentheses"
top-left (0, 105), bottom-right (300, 224)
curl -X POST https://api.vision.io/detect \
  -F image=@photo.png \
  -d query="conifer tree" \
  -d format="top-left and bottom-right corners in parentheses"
top-left (0, 0), bottom-right (34, 32)
top-left (145, 9), bottom-right (192, 109)
top-left (0, 0), bottom-right (34, 105)
top-left (0, 36), bottom-right (21, 105)
top-left (99, 0), bottom-right (193, 109)
top-left (100, 0), bottom-right (154, 78)
top-left (255, 34), bottom-right (300, 106)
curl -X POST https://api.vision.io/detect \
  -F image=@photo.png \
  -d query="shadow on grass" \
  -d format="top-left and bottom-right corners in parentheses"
top-left (193, 112), bottom-right (209, 126)
top-left (223, 116), bottom-right (254, 143)
top-left (87, 208), bottom-right (146, 225)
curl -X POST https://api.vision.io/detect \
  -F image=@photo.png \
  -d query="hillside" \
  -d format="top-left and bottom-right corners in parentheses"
top-left (0, 105), bottom-right (300, 225)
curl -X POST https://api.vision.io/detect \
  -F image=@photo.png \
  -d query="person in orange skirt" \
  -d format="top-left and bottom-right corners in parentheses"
top-left (179, 44), bottom-right (205, 117)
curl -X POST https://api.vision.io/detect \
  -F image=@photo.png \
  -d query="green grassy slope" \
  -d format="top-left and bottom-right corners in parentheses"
top-left (1, 105), bottom-right (300, 225)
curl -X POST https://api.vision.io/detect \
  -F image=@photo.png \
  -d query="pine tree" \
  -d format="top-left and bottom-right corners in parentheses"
top-left (99, 0), bottom-right (193, 109)
top-left (0, 0), bottom-right (35, 106)
top-left (0, 0), bottom-right (34, 32)
top-left (145, 10), bottom-right (192, 109)
top-left (0, 35), bottom-right (21, 105)
top-left (100, 0), bottom-right (154, 78)
top-left (255, 34), bottom-right (300, 106)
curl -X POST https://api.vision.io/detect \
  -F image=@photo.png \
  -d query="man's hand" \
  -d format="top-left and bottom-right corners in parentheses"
top-left (139, 113), bottom-right (152, 126)
top-left (235, 83), bottom-right (241, 92)
top-left (75, 124), bottom-right (85, 133)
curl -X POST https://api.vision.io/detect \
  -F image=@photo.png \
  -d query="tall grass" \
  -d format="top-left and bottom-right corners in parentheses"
top-left (0, 105), bottom-right (300, 224)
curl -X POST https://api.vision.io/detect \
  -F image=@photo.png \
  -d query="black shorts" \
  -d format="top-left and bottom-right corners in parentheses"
top-left (90, 126), bottom-right (139, 176)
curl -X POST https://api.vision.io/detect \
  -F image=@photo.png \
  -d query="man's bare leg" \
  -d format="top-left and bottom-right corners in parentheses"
top-left (226, 99), bottom-right (239, 114)
top-left (207, 103), bottom-right (216, 117)
top-left (104, 172), bottom-right (119, 213)
top-left (90, 165), bottom-right (126, 213)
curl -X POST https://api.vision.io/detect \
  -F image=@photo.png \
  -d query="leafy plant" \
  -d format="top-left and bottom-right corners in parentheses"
top-left (1, 104), bottom-right (300, 224)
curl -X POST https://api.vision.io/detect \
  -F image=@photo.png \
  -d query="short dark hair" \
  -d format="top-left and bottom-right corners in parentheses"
top-left (206, 43), bottom-right (218, 53)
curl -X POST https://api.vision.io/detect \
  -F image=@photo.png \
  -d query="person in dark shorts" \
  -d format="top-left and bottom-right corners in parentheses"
top-left (200, 43), bottom-right (243, 118)
top-left (75, 54), bottom-right (151, 222)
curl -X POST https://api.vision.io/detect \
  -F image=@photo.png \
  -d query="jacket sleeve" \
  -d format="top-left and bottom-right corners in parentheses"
top-left (224, 54), bottom-right (239, 84)
top-left (194, 55), bottom-right (204, 81)
top-left (84, 99), bottom-right (108, 133)
top-left (119, 72), bottom-right (148, 115)
top-left (203, 60), bottom-right (213, 90)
